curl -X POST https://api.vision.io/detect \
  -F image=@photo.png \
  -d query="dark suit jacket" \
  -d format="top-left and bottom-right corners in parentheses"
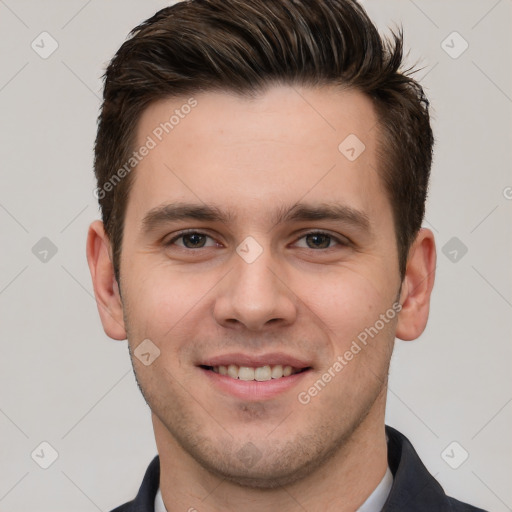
top-left (111, 426), bottom-right (487, 511)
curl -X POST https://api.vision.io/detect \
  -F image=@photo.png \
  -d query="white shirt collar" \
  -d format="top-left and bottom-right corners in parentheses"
top-left (155, 466), bottom-right (393, 512)
top-left (357, 466), bottom-right (393, 512)
top-left (154, 486), bottom-right (167, 512)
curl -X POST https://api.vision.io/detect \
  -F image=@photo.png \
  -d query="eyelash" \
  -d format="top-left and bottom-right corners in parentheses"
top-left (164, 230), bottom-right (349, 250)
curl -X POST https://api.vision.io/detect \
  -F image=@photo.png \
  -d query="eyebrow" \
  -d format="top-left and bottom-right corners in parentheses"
top-left (142, 203), bottom-right (234, 233)
top-left (141, 201), bottom-right (371, 234)
top-left (273, 203), bottom-right (371, 232)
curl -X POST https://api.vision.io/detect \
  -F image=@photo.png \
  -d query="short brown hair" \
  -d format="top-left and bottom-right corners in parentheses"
top-left (94, 0), bottom-right (433, 283)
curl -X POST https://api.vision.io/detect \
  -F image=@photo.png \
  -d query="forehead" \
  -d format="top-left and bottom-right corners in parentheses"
top-left (127, 85), bottom-right (388, 228)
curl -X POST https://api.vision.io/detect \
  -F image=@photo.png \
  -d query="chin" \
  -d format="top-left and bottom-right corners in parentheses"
top-left (180, 431), bottom-right (341, 490)
top-left (201, 451), bottom-right (323, 490)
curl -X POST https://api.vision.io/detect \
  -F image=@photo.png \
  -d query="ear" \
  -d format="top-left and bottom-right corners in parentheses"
top-left (86, 220), bottom-right (127, 340)
top-left (396, 228), bottom-right (436, 341)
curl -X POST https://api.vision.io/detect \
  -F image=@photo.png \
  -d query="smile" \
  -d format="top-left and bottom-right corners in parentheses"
top-left (201, 364), bottom-right (307, 381)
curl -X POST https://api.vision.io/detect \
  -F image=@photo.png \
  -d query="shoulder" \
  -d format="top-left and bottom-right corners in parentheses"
top-left (109, 455), bottom-right (160, 512)
top-left (384, 426), bottom-right (488, 512)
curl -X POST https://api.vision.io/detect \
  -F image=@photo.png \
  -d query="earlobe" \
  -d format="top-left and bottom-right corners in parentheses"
top-left (86, 220), bottom-right (127, 340)
top-left (395, 228), bottom-right (436, 341)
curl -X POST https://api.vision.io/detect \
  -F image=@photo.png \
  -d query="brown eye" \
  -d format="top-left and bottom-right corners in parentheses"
top-left (181, 233), bottom-right (207, 248)
top-left (166, 231), bottom-right (217, 249)
top-left (294, 231), bottom-right (346, 250)
top-left (304, 233), bottom-right (332, 249)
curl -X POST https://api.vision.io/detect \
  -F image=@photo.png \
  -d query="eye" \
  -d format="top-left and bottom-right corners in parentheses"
top-left (294, 231), bottom-right (347, 249)
top-left (166, 231), bottom-right (218, 249)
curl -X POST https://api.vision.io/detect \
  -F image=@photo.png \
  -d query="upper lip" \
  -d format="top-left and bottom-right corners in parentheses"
top-left (198, 352), bottom-right (312, 369)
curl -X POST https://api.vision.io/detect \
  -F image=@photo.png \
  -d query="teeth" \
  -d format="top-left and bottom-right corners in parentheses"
top-left (271, 365), bottom-right (283, 378)
top-left (255, 366), bottom-right (272, 381)
top-left (238, 367), bottom-right (255, 381)
top-left (227, 364), bottom-right (238, 379)
top-left (213, 364), bottom-right (299, 380)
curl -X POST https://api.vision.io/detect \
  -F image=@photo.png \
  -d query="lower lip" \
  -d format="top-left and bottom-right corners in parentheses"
top-left (200, 367), bottom-right (311, 401)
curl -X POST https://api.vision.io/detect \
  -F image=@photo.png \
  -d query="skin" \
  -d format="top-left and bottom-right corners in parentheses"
top-left (87, 85), bottom-right (436, 512)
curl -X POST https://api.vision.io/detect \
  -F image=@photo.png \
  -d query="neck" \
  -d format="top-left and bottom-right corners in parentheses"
top-left (155, 395), bottom-right (388, 512)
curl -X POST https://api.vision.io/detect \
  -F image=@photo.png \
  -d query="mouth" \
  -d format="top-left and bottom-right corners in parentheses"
top-left (199, 364), bottom-right (311, 381)
top-left (197, 353), bottom-right (313, 401)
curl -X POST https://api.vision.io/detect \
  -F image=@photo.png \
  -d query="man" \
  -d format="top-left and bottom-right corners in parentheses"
top-left (86, 1), bottom-right (486, 510)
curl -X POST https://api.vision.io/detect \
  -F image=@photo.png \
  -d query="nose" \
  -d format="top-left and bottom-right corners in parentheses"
top-left (213, 244), bottom-right (298, 332)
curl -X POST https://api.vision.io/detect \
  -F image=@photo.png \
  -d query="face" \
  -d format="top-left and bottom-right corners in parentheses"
top-left (113, 85), bottom-right (403, 487)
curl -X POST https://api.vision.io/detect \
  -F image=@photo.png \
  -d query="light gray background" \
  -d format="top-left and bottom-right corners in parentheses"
top-left (0, 1), bottom-right (510, 511)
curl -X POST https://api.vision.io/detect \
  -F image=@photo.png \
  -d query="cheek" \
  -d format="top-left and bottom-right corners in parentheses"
top-left (294, 265), bottom-right (392, 346)
top-left (122, 261), bottom-right (220, 346)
